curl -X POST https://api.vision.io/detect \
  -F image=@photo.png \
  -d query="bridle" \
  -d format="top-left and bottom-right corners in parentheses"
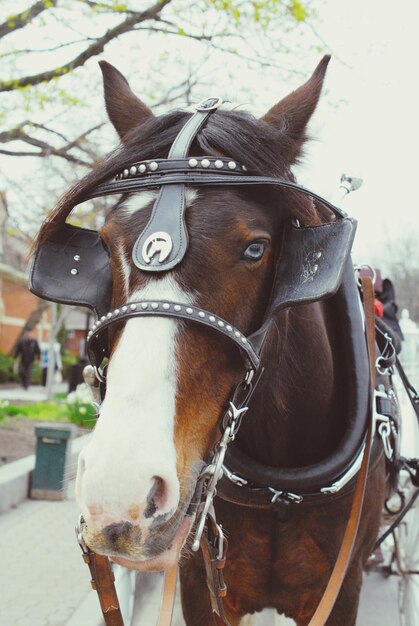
top-left (80, 96), bottom-right (354, 549)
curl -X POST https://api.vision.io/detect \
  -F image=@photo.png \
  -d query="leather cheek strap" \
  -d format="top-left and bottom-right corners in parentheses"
top-left (132, 98), bottom-right (222, 272)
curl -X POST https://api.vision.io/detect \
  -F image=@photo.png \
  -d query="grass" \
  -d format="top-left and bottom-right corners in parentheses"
top-left (0, 399), bottom-right (96, 428)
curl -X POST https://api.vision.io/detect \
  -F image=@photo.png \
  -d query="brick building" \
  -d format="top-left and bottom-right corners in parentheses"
top-left (0, 195), bottom-right (87, 357)
top-left (0, 262), bottom-right (50, 354)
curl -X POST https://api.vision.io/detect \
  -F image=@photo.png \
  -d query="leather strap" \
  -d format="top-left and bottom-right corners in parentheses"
top-left (88, 171), bottom-right (346, 220)
top-left (82, 551), bottom-right (124, 626)
top-left (83, 550), bottom-right (178, 626)
top-left (157, 565), bottom-right (178, 626)
top-left (200, 510), bottom-right (230, 626)
top-left (307, 275), bottom-right (376, 626)
top-left (132, 98), bottom-right (223, 272)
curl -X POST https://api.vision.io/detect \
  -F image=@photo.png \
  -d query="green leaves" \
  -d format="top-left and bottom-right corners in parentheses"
top-left (288, 0), bottom-right (308, 21)
top-left (207, 0), bottom-right (310, 27)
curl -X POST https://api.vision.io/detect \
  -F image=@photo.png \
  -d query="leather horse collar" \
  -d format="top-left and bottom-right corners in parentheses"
top-left (219, 260), bottom-right (387, 512)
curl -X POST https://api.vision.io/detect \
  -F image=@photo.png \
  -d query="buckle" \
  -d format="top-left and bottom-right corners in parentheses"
top-left (373, 389), bottom-right (396, 460)
top-left (269, 488), bottom-right (303, 504)
top-left (75, 514), bottom-right (89, 554)
top-left (196, 97), bottom-right (223, 112)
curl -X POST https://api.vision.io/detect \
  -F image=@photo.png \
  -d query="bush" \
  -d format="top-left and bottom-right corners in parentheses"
top-left (0, 400), bottom-right (68, 421)
top-left (61, 353), bottom-right (78, 381)
top-left (0, 352), bottom-right (18, 383)
top-left (66, 383), bottom-right (96, 429)
top-left (0, 383), bottom-right (97, 429)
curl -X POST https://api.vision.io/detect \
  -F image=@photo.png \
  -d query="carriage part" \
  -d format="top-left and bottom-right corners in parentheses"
top-left (375, 487), bottom-right (419, 551)
top-left (199, 507), bottom-right (230, 625)
top-left (339, 173), bottom-right (363, 197)
top-left (82, 364), bottom-right (99, 387)
top-left (396, 357), bottom-right (419, 422)
top-left (191, 402), bottom-right (249, 552)
top-left (374, 388), bottom-right (400, 462)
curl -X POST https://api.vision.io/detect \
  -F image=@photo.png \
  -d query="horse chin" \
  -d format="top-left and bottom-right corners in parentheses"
top-left (109, 515), bottom-right (194, 572)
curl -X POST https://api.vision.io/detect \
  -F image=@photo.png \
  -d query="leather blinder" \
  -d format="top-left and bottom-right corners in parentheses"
top-left (266, 217), bottom-right (356, 316)
top-left (29, 223), bottom-right (112, 317)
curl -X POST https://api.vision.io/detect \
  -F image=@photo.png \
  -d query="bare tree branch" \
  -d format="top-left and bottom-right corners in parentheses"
top-left (0, 147), bottom-right (90, 166)
top-left (0, 37), bottom-right (94, 60)
top-left (0, 0), bottom-right (173, 92)
top-left (0, 0), bottom-right (58, 40)
top-left (0, 122), bottom-right (104, 166)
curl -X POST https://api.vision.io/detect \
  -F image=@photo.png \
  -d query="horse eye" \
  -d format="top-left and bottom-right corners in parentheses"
top-left (243, 241), bottom-right (267, 261)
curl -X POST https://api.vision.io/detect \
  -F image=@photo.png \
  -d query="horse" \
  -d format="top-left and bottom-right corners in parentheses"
top-left (30, 55), bottom-right (388, 625)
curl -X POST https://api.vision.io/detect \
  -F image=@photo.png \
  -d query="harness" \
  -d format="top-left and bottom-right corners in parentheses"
top-left (29, 98), bottom-right (405, 626)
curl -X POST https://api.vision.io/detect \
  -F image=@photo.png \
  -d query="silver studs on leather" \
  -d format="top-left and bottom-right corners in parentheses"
top-left (115, 158), bottom-right (245, 180)
top-left (86, 301), bottom-right (250, 350)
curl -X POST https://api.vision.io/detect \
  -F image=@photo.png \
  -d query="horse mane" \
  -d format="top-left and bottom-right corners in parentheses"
top-left (35, 108), bottom-right (326, 249)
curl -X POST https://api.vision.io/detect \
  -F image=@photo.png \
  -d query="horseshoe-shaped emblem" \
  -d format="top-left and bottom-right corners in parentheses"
top-left (141, 232), bottom-right (173, 264)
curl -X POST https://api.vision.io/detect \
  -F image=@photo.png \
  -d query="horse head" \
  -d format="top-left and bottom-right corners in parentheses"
top-left (36, 57), bottom-right (333, 571)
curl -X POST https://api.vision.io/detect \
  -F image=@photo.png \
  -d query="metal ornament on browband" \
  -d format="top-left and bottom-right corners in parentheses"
top-left (132, 96), bottom-right (224, 271)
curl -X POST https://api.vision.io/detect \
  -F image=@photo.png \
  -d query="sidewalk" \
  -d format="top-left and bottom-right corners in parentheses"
top-left (0, 381), bottom-right (68, 403)
top-left (0, 479), bottom-right (104, 626)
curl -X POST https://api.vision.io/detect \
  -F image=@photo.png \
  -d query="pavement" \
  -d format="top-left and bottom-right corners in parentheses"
top-left (0, 381), bottom-right (69, 403)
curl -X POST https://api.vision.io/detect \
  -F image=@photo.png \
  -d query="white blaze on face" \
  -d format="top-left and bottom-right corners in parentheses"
top-left (76, 277), bottom-right (192, 528)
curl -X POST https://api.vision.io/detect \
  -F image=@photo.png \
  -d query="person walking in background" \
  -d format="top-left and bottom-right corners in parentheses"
top-left (14, 330), bottom-right (41, 390)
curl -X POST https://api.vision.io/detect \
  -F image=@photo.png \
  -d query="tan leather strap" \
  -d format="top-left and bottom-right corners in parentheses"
top-left (307, 275), bottom-right (377, 626)
top-left (157, 565), bottom-right (178, 626)
top-left (83, 551), bottom-right (124, 626)
top-left (361, 275), bottom-right (377, 387)
top-left (83, 551), bottom-right (178, 626)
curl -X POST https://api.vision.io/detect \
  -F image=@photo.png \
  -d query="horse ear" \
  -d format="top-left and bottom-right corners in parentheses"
top-left (262, 55), bottom-right (331, 162)
top-left (99, 61), bottom-right (154, 140)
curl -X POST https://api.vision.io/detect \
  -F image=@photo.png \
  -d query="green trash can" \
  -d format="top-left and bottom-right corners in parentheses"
top-left (31, 423), bottom-right (77, 500)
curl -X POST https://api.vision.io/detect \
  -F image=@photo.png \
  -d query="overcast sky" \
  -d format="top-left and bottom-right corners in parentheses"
top-left (1, 0), bottom-right (418, 265)
top-left (295, 0), bottom-right (419, 262)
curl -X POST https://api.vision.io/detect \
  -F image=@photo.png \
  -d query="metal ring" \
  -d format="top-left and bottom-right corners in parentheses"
top-left (354, 264), bottom-right (377, 288)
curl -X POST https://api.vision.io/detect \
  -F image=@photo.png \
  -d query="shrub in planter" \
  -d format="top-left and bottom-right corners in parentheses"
top-left (0, 352), bottom-right (18, 383)
top-left (66, 383), bottom-right (96, 429)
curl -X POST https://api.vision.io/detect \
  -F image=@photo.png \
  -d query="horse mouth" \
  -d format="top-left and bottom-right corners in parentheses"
top-left (80, 475), bottom-right (202, 571)
top-left (110, 515), bottom-right (195, 571)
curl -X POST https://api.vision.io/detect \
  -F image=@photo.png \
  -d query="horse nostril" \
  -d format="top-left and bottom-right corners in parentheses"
top-left (144, 476), bottom-right (171, 519)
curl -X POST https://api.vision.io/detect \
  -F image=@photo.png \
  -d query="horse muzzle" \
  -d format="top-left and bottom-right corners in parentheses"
top-left (80, 511), bottom-right (194, 571)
